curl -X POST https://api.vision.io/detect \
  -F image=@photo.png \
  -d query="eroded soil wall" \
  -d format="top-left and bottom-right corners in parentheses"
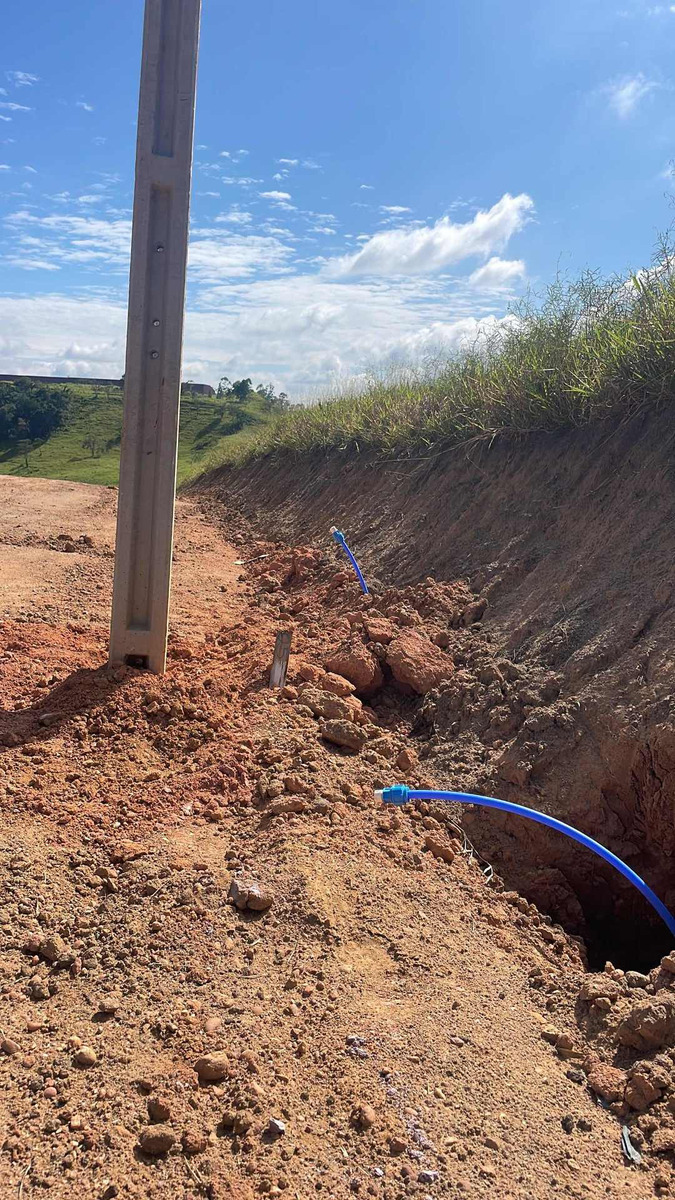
top-left (193, 409), bottom-right (675, 963)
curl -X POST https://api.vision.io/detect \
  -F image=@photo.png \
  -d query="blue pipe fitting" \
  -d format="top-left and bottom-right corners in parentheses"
top-left (331, 526), bottom-right (369, 595)
top-left (375, 785), bottom-right (675, 940)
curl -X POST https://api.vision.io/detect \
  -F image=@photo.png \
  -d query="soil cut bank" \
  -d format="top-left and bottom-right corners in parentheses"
top-left (193, 407), bottom-right (675, 970)
top-left (2, 474), bottom-right (674, 1197)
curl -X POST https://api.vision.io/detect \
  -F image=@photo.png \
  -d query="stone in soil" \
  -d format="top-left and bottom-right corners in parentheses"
top-left (195, 1052), bottom-right (230, 1082)
top-left (320, 719), bottom-right (368, 752)
top-left (386, 629), bottom-right (454, 694)
top-left (138, 1125), bottom-right (176, 1155)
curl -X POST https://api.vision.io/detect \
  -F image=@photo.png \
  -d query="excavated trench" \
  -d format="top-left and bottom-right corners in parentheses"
top-left (194, 407), bottom-right (675, 979)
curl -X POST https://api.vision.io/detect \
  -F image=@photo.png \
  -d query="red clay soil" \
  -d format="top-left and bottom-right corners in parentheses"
top-left (0, 474), bottom-right (673, 1200)
top-left (193, 408), bottom-right (675, 968)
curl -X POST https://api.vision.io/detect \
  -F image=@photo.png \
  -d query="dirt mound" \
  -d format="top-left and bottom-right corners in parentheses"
top-left (193, 408), bottom-right (675, 969)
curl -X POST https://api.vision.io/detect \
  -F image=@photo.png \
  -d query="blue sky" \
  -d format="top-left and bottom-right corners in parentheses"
top-left (1, 0), bottom-right (674, 395)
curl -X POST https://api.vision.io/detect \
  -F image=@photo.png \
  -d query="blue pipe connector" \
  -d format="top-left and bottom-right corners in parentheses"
top-left (375, 785), bottom-right (675, 940)
top-left (331, 526), bottom-right (369, 594)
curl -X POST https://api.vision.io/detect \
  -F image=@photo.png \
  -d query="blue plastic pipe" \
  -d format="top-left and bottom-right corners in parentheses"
top-left (331, 527), bottom-right (369, 595)
top-left (376, 785), bottom-right (675, 940)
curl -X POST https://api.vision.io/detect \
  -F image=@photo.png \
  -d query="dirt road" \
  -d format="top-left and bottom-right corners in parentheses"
top-left (0, 477), bottom-right (663, 1199)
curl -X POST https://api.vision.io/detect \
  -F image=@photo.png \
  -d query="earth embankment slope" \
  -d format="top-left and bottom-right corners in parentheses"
top-left (192, 407), bottom-right (675, 964)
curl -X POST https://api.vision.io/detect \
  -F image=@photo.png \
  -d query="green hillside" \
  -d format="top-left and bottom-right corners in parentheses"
top-left (0, 381), bottom-right (269, 487)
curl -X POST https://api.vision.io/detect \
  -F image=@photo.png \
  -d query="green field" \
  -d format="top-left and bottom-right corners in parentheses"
top-left (0, 382), bottom-right (270, 487)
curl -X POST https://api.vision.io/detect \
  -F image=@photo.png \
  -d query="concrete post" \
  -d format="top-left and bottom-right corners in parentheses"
top-left (109, 0), bottom-right (202, 673)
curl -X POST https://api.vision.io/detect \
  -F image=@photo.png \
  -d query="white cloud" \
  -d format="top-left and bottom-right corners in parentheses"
top-left (197, 190), bottom-right (221, 198)
top-left (92, 136), bottom-right (106, 146)
top-left (605, 73), bottom-right (659, 118)
top-left (0, 164), bottom-right (11, 171)
top-left (260, 190), bottom-right (292, 201)
top-left (24, 165), bottom-right (37, 173)
top-left (7, 71), bottom-right (39, 87)
top-left (215, 209), bottom-right (253, 225)
top-left (327, 193), bottom-right (534, 277)
top-left (221, 175), bottom-right (261, 187)
top-left (219, 149), bottom-right (249, 162)
top-left (77, 194), bottom-right (104, 205)
top-left (76, 101), bottom-right (94, 112)
top-left (0, 102), bottom-right (31, 112)
top-left (380, 205), bottom-right (412, 215)
top-left (0, 276), bottom-right (520, 394)
top-left (468, 256), bottom-right (526, 288)
top-left (277, 158), bottom-right (298, 166)
top-left (0, 116), bottom-right (11, 123)
top-left (301, 159), bottom-right (321, 170)
top-left (360, 184), bottom-right (374, 190)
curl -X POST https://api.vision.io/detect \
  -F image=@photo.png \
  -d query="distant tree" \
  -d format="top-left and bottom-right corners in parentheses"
top-left (255, 382), bottom-right (289, 412)
top-left (231, 377), bottom-right (252, 403)
top-left (82, 433), bottom-right (102, 458)
top-left (0, 379), bottom-right (70, 443)
top-left (216, 376), bottom-right (231, 399)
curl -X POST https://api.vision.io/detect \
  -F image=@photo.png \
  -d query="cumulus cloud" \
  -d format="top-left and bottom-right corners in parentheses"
top-left (259, 190), bottom-right (291, 201)
top-left (277, 158), bottom-right (298, 166)
top-left (605, 73), bottom-right (658, 118)
top-left (468, 256), bottom-right (526, 289)
top-left (380, 205), bottom-right (411, 214)
top-left (326, 193), bottom-right (534, 277)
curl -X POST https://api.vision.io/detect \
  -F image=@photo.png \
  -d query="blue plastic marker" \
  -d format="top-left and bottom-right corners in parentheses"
top-left (331, 526), bottom-right (369, 595)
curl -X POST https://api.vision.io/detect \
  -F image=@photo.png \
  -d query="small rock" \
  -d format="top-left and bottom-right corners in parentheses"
top-left (424, 834), bottom-right (458, 865)
top-left (396, 747), bottom-right (419, 772)
top-left (98, 995), bottom-right (121, 1016)
top-left (389, 1136), bottom-right (406, 1155)
top-left (181, 1127), bottom-right (207, 1156)
top-left (350, 1103), bottom-right (376, 1131)
top-left (625, 1071), bottom-right (662, 1111)
top-left (652, 1129), bottom-right (675, 1154)
top-left (387, 630), bottom-right (453, 695)
top-left (587, 1064), bottom-right (626, 1103)
top-left (1, 1038), bottom-right (20, 1056)
top-left (625, 971), bottom-right (650, 989)
top-left (561, 1115), bottom-right (574, 1134)
top-left (74, 1045), bottom-right (97, 1068)
top-left (324, 642), bottom-right (383, 695)
top-left (617, 999), bottom-right (675, 1052)
top-left (321, 719), bottom-right (367, 752)
top-left (418, 1171), bottom-right (439, 1185)
top-left (540, 1025), bottom-right (561, 1045)
top-left (148, 1096), bottom-right (172, 1122)
top-left (228, 875), bottom-right (274, 913)
top-left (38, 934), bottom-right (67, 963)
top-left (138, 1125), bottom-right (176, 1155)
top-left (194, 1052), bottom-right (229, 1082)
top-left (267, 1117), bottom-right (286, 1137)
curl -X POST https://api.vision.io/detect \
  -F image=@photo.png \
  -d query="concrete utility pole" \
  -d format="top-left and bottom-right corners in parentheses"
top-left (109, 0), bottom-right (202, 673)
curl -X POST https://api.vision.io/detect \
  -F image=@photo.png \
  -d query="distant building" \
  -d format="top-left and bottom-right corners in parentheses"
top-left (0, 373), bottom-right (215, 397)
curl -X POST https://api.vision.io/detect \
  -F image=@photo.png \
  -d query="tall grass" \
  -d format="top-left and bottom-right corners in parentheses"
top-left (213, 242), bottom-right (675, 466)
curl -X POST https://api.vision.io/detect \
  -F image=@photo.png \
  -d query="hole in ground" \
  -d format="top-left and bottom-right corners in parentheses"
top-left (470, 818), bottom-right (675, 973)
top-left (581, 903), bottom-right (673, 974)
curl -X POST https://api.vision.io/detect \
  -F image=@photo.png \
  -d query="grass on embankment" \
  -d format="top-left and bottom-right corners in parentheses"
top-left (0, 383), bottom-right (270, 487)
top-left (208, 257), bottom-right (675, 467)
